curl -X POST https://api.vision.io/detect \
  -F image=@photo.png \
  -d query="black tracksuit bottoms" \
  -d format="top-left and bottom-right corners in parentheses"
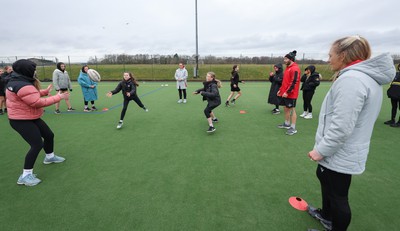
top-left (9, 118), bottom-right (54, 169)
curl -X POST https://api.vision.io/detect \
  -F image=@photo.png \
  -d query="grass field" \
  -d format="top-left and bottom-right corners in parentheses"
top-left (34, 64), bottom-right (335, 82)
top-left (0, 81), bottom-right (399, 231)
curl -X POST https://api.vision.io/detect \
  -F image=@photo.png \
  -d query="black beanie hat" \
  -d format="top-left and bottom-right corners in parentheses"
top-left (12, 59), bottom-right (37, 78)
top-left (285, 50), bottom-right (297, 61)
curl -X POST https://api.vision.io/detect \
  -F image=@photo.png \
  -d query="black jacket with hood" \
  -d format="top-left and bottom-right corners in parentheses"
top-left (300, 65), bottom-right (320, 91)
top-left (268, 64), bottom-right (283, 105)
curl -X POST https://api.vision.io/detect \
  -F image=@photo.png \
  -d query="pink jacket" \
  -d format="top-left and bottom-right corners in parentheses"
top-left (6, 86), bottom-right (62, 120)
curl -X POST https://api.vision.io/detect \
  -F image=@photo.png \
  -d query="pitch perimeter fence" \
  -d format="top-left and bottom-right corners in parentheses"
top-left (1, 53), bottom-right (399, 81)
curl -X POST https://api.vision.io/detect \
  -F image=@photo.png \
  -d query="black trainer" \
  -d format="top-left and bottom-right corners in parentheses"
top-left (212, 118), bottom-right (219, 123)
top-left (207, 126), bottom-right (216, 133)
top-left (91, 106), bottom-right (97, 111)
top-left (231, 99), bottom-right (236, 105)
top-left (272, 109), bottom-right (280, 115)
top-left (225, 101), bottom-right (230, 107)
top-left (384, 119), bottom-right (395, 125)
top-left (307, 205), bottom-right (332, 231)
top-left (390, 122), bottom-right (400, 127)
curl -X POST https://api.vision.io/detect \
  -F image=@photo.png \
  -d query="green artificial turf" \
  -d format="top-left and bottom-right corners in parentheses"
top-left (0, 81), bottom-right (399, 230)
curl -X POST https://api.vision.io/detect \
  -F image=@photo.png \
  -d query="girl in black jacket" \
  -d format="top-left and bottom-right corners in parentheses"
top-left (300, 65), bottom-right (320, 119)
top-left (107, 72), bottom-right (148, 129)
top-left (194, 72), bottom-right (222, 133)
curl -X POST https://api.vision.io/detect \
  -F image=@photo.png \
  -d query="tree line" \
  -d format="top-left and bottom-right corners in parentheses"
top-left (87, 53), bottom-right (329, 65)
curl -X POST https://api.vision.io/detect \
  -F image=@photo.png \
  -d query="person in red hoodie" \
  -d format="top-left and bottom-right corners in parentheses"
top-left (6, 59), bottom-right (69, 186)
top-left (277, 50), bottom-right (301, 135)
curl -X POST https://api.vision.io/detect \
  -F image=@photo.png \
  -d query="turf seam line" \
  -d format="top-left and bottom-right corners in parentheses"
top-left (45, 86), bottom-right (165, 114)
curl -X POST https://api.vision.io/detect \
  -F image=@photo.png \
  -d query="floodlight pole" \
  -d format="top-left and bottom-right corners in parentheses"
top-left (195, 0), bottom-right (199, 78)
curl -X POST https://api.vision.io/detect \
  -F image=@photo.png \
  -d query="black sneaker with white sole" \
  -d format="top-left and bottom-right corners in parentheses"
top-left (207, 126), bottom-right (216, 133)
top-left (212, 118), bottom-right (219, 123)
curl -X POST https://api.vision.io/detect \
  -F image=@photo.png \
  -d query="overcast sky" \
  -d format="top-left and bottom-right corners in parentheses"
top-left (1, 0), bottom-right (399, 61)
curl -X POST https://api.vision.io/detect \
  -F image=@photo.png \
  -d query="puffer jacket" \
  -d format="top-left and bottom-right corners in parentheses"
top-left (195, 80), bottom-right (221, 107)
top-left (314, 53), bottom-right (395, 175)
top-left (301, 72), bottom-right (320, 91)
top-left (6, 73), bottom-right (62, 120)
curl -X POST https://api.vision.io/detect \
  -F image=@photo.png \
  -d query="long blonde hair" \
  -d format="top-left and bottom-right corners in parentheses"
top-left (33, 71), bottom-right (41, 90)
top-left (207, 71), bottom-right (222, 88)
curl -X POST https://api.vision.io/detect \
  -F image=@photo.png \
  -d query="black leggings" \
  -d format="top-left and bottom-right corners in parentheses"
top-left (204, 103), bottom-right (219, 118)
top-left (84, 100), bottom-right (95, 106)
top-left (303, 90), bottom-right (315, 112)
top-left (9, 119), bottom-right (54, 169)
top-left (317, 165), bottom-right (352, 231)
top-left (120, 95), bottom-right (145, 120)
top-left (178, 89), bottom-right (187, 99)
top-left (390, 98), bottom-right (400, 120)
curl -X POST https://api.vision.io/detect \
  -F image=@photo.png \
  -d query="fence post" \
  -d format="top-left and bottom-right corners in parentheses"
top-left (68, 56), bottom-right (72, 78)
top-left (41, 56), bottom-right (45, 81)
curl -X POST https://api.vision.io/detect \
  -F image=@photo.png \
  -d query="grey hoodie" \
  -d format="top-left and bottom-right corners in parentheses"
top-left (52, 69), bottom-right (72, 91)
top-left (314, 53), bottom-right (395, 175)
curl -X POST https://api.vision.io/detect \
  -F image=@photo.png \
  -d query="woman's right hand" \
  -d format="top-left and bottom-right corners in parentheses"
top-left (106, 92), bottom-right (112, 97)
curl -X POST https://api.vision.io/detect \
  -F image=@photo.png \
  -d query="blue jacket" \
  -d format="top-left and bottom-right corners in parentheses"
top-left (314, 53), bottom-right (395, 174)
top-left (77, 71), bottom-right (98, 101)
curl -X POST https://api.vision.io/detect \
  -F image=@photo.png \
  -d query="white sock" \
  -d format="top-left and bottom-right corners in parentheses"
top-left (120, 120), bottom-right (123, 123)
top-left (22, 169), bottom-right (33, 177)
top-left (209, 124), bottom-right (213, 127)
top-left (92, 105), bottom-right (95, 107)
top-left (291, 124), bottom-right (296, 129)
top-left (46, 152), bottom-right (55, 159)
top-left (285, 120), bottom-right (290, 125)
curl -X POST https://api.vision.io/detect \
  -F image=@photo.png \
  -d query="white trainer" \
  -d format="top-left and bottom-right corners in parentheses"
top-left (300, 112), bottom-right (308, 118)
top-left (304, 113), bottom-right (313, 119)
